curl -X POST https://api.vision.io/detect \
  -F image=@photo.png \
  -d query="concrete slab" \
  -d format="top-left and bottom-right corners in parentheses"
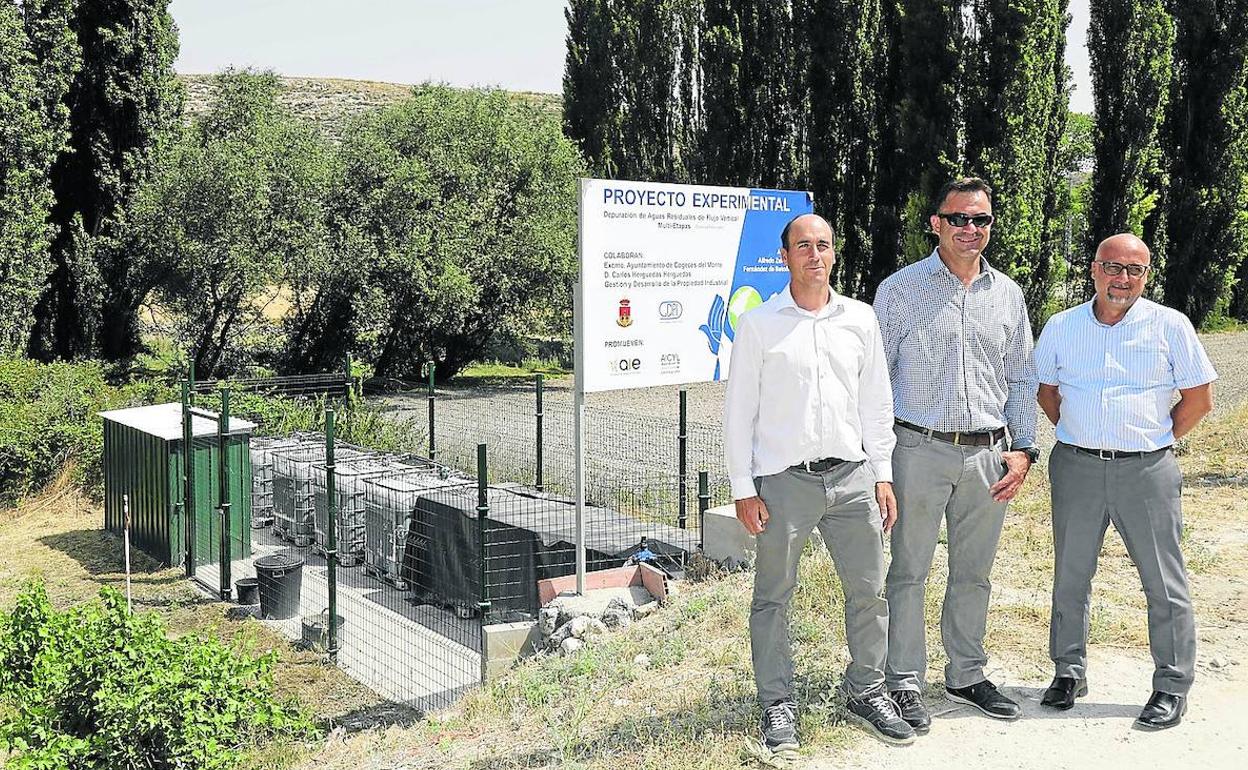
top-left (702, 503), bottom-right (755, 568)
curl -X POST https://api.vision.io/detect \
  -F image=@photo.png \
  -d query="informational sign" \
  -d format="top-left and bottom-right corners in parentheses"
top-left (578, 178), bottom-right (814, 393)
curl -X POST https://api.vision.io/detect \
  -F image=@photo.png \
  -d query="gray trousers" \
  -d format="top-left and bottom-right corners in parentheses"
top-left (886, 423), bottom-right (1008, 691)
top-left (1048, 442), bottom-right (1195, 695)
top-left (751, 461), bottom-right (888, 704)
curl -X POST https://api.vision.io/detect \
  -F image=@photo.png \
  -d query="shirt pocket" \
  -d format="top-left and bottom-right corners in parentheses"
top-left (1117, 340), bottom-right (1171, 389)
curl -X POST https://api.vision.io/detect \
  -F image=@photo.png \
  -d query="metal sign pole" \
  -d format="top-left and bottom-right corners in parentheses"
top-left (123, 494), bottom-right (132, 613)
top-left (574, 180), bottom-right (587, 595)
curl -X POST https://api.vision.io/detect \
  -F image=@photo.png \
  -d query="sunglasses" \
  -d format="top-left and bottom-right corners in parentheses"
top-left (1095, 261), bottom-right (1150, 278)
top-left (937, 212), bottom-right (994, 228)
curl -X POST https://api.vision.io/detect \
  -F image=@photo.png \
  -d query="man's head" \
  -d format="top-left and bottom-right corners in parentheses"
top-left (1092, 233), bottom-right (1151, 311)
top-left (780, 214), bottom-right (835, 294)
top-left (930, 177), bottom-right (994, 264)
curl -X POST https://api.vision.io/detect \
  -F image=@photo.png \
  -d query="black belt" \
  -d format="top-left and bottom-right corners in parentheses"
top-left (1065, 443), bottom-right (1170, 460)
top-left (791, 457), bottom-right (846, 473)
top-left (895, 419), bottom-right (1006, 447)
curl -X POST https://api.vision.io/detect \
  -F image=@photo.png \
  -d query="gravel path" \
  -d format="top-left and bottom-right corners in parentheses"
top-left (373, 329), bottom-right (1247, 497)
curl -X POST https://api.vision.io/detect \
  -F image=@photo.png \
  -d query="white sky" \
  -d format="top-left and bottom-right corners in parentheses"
top-left (171, 0), bottom-right (1095, 113)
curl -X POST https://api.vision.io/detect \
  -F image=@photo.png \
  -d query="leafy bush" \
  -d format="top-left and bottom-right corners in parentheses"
top-left (0, 358), bottom-right (175, 502)
top-left (0, 581), bottom-right (314, 770)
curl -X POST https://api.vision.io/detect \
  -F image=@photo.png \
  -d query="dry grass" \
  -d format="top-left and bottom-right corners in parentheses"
top-left (2, 407), bottom-right (1244, 770)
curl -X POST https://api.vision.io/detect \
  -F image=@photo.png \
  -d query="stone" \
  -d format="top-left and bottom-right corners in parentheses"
top-left (569, 616), bottom-right (594, 639)
top-left (546, 619), bottom-right (576, 649)
top-left (602, 608), bottom-right (632, 629)
top-left (560, 637), bottom-right (583, 656)
top-left (633, 653), bottom-right (651, 669)
top-left (538, 606), bottom-right (560, 636)
top-left (632, 600), bottom-right (659, 620)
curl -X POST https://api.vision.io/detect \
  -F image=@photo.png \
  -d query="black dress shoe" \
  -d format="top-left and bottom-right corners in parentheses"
top-left (1136, 691), bottom-right (1186, 730)
top-left (1040, 676), bottom-right (1088, 710)
top-left (945, 679), bottom-right (1022, 720)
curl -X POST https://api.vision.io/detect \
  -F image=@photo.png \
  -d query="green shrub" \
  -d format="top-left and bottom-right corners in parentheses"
top-left (0, 581), bottom-right (314, 770)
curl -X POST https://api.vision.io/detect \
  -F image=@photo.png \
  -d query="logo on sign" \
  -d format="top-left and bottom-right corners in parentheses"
top-left (658, 300), bottom-right (683, 321)
top-left (617, 298), bottom-right (633, 328)
top-left (660, 353), bottom-right (680, 373)
top-left (609, 357), bottom-right (642, 374)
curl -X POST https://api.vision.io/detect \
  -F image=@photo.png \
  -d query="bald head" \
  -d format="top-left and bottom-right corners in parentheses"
top-left (1095, 233), bottom-right (1151, 263)
top-left (781, 213), bottom-right (835, 250)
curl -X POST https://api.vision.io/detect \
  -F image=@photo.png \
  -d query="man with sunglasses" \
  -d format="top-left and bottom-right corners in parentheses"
top-left (873, 177), bottom-right (1039, 731)
top-left (1034, 233), bottom-right (1215, 729)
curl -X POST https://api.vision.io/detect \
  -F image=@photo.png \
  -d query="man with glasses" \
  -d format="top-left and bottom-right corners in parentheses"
top-left (725, 213), bottom-right (915, 752)
top-left (1034, 233), bottom-right (1215, 729)
top-left (873, 177), bottom-right (1039, 731)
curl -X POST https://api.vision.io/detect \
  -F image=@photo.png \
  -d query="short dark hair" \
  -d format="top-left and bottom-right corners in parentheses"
top-left (934, 177), bottom-right (993, 213)
top-left (780, 214), bottom-right (836, 250)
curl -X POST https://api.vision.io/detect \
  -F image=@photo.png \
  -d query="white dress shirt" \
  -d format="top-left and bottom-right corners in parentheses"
top-left (1034, 298), bottom-right (1218, 451)
top-left (724, 284), bottom-right (896, 500)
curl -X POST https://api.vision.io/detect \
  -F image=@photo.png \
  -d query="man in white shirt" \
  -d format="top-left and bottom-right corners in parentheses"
top-left (724, 214), bottom-right (913, 752)
top-left (1034, 233), bottom-right (1216, 729)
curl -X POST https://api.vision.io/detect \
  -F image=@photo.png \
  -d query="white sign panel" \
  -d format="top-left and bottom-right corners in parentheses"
top-left (579, 178), bottom-right (814, 393)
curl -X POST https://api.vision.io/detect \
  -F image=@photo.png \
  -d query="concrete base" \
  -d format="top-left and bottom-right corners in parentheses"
top-left (702, 503), bottom-right (755, 568)
top-left (482, 620), bottom-right (542, 680)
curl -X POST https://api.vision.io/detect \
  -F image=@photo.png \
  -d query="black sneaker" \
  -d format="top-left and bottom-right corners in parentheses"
top-left (890, 689), bottom-right (931, 734)
top-left (760, 699), bottom-right (799, 753)
top-left (846, 690), bottom-right (917, 745)
top-left (945, 679), bottom-right (1022, 720)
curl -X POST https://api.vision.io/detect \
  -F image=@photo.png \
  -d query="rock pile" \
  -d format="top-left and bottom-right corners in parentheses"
top-left (539, 592), bottom-right (661, 656)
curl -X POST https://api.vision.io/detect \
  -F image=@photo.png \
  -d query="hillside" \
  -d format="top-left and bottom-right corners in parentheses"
top-left (178, 73), bottom-right (561, 140)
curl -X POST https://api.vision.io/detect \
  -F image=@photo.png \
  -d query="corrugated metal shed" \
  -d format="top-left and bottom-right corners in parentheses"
top-left (100, 402), bottom-right (255, 567)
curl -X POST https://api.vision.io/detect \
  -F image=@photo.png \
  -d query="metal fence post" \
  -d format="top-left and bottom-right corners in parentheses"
top-left (325, 409), bottom-right (339, 661)
top-left (188, 356), bottom-right (197, 406)
top-left (217, 388), bottom-right (232, 601)
top-left (181, 382), bottom-right (194, 578)
top-left (698, 471), bottom-right (710, 551)
top-left (476, 443), bottom-right (490, 684)
top-left (535, 374), bottom-right (544, 492)
top-left (343, 353), bottom-right (354, 407)
top-left (427, 363), bottom-right (437, 461)
top-left (678, 389), bottom-right (688, 528)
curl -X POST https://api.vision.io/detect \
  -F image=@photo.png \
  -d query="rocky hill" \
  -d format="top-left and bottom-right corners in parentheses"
top-left (179, 73), bottom-right (560, 140)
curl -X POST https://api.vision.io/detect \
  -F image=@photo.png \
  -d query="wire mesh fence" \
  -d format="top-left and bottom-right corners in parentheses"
top-left (170, 372), bottom-right (738, 716)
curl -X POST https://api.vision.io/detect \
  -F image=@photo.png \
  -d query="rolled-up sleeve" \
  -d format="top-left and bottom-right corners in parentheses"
top-left (859, 314), bottom-right (896, 482)
top-left (1004, 290), bottom-right (1038, 448)
top-left (724, 315), bottom-right (763, 500)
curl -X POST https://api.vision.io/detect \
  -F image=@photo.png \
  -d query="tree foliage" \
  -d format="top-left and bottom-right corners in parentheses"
top-left (964, 0), bottom-right (1071, 320)
top-left (1160, 0), bottom-right (1248, 325)
top-left (0, 0), bottom-right (76, 356)
top-left (296, 85), bottom-right (584, 380)
top-left (1086, 0), bottom-right (1172, 252)
top-left (26, 0), bottom-right (182, 363)
top-left (122, 69), bottom-right (335, 377)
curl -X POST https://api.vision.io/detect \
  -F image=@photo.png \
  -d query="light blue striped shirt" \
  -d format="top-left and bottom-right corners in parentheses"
top-left (1034, 298), bottom-right (1218, 451)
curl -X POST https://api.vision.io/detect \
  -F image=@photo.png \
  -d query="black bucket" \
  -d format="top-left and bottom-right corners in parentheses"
top-left (235, 577), bottom-right (260, 605)
top-left (301, 611), bottom-right (346, 652)
top-left (254, 552), bottom-right (304, 620)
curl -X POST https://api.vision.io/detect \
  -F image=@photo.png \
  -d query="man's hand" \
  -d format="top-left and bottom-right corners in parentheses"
top-left (735, 496), bottom-right (770, 535)
top-left (989, 451), bottom-right (1032, 502)
top-left (875, 482), bottom-right (898, 533)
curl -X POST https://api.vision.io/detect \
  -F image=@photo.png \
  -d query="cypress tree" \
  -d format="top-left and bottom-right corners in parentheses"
top-left (804, 0), bottom-right (884, 297)
top-left (698, 0), bottom-right (748, 185)
top-left (1085, 1), bottom-right (1172, 250)
top-left (963, 0), bottom-right (1071, 320)
top-left (1161, 0), bottom-right (1248, 326)
top-left (563, 0), bottom-right (622, 176)
top-left (28, 0), bottom-right (182, 362)
top-left (0, 1), bottom-right (77, 355)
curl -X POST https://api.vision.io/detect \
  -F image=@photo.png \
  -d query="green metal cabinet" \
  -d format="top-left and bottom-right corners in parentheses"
top-left (100, 403), bottom-right (255, 568)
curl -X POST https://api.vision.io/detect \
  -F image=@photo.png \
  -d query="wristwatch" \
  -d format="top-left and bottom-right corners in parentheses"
top-left (1018, 446), bottom-right (1041, 463)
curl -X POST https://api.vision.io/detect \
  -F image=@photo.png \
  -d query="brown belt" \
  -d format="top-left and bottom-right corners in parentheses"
top-left (896, 419), bottom-right (1006, 447)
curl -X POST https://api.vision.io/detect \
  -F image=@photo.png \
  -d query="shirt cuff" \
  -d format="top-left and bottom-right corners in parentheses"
top-left (870, 460), bottom-right (893, 484)
top-left (1009, 439), bottom-right (1036, 451)
top-left (730, 475), bottom-right (758, 501)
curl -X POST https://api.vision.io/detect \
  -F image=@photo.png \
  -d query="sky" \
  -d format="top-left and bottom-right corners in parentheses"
top-left (171, 0), bottom-right (1096, 113)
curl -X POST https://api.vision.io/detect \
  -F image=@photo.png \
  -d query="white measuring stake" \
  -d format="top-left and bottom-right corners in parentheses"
top-left (123, 493), bottom-right (132, 613)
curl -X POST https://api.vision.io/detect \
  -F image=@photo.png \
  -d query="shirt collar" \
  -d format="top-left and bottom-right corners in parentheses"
top-left (1085, 296), bottom-right (1154, 328)
top-left (925, 248), bottom-right (997, 287)
top-left (777, 282), bottom-right (842, 318)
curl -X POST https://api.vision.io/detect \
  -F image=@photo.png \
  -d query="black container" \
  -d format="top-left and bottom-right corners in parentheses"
top-left (235, 577), bottom-right (259, 605)
top-left (254, 552), bottom-right (304, 620)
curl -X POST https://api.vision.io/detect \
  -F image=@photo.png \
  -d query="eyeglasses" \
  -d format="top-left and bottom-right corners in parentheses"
top-left (1095, 261), bottom-right (1150, 278)
top-left (937, 212), bottom-right (994, 228)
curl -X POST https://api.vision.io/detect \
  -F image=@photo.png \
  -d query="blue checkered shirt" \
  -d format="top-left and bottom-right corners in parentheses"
top-left (873, 250), bottom-right (1038, 448)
